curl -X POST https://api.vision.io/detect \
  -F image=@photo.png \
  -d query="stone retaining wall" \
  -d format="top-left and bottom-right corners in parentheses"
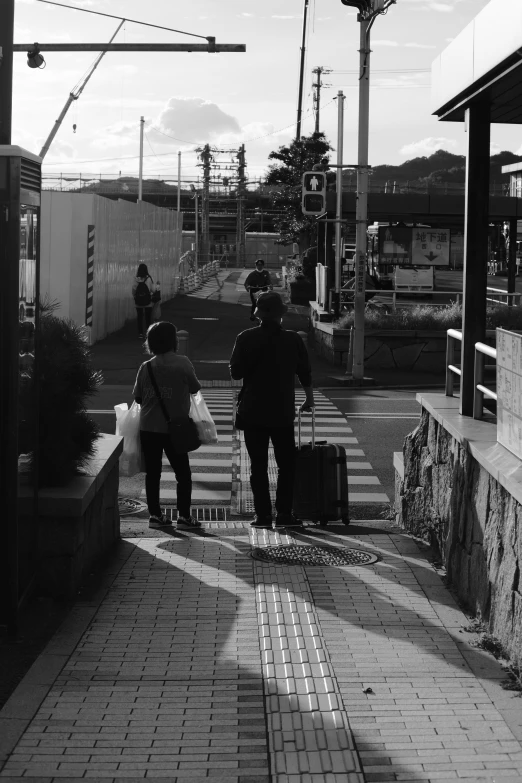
top-left (396, 409), bottom-right (522, 668)
top-left (310, 321), bottom-right (448, 371)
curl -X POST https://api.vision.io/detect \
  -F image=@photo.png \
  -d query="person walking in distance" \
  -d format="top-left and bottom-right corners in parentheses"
top-left (244, 258), bottom-right (273, 321)
top-left (133, 321), bottom-right (203, 531)
top-left (229, 291), bottom-right (315, 529)
top-left (132, 262), bottom-right (154, 338)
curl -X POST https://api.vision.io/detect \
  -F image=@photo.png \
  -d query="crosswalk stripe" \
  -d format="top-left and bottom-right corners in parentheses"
top-left (347, 476), bottom-right (381, 485)
top-left (349, 492), bottom-right (389, 503)
top-left (160, 473), bottom-right (230, 483)
top-left (159, 489), bottom-right (230, 501)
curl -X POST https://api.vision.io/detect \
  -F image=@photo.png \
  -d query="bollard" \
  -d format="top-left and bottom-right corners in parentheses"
top-left (297, 330), bottom-right (308, 350)
top-left (177, 330), bottom-right (189, 357)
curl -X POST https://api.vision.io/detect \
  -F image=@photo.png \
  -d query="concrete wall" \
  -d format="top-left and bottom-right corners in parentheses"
top-left (41, 193), bottom-right (182, 342)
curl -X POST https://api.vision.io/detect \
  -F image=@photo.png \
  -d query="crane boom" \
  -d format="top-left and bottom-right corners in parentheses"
top-left (39, 19), bottom-right (124, 159)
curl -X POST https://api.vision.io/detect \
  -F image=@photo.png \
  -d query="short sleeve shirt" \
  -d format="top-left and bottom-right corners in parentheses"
top-left (133, 353), bottom-right (201, 433)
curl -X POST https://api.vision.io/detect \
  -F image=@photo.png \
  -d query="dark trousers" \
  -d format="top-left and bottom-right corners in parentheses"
top-left (243, 425), bottom-right (296, 517)
top-left (140, 431), bottom-right (192, 518)
top-left (136, 307), bottom-right (152, 336)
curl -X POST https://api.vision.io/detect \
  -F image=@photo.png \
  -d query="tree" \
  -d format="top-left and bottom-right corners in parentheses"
top-left (265, 132), bottom-right (333, 249)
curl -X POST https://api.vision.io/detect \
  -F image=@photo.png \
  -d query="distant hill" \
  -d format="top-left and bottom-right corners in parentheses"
top-left (362, 149), bottom-right (522, 187)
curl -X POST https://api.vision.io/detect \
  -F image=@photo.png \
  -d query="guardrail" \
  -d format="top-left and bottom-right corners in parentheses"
top-left (445, 329), bottom-right (463, 397)
top-left (473, 342), bottom-right (497, 419)
top-left (340, 290), bottom-right (464, 310)
top-left (446, 328), bottom-right (498, 419)
top-left (339, 286), bottom-right (520, 312)
top-left (486, 287), bottom-right (521, 306)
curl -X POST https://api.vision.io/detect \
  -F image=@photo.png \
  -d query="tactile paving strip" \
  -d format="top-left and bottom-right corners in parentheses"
top-left (251, 544), bottom-right (378, 567)
top-left (252, 528), bottom-right (365, 781)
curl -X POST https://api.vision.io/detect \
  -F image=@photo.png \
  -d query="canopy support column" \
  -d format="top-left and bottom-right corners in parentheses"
top-left (461, 103), bottom-right (490, 416)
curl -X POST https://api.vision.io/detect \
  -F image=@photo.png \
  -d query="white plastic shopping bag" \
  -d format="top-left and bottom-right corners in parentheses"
top-left (115, 401), bottom-right (142, 476)
top-left (190, 391), bottom-right (218, 444)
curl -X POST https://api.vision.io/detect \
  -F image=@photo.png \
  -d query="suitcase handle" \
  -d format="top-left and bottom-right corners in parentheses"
top-left (297, 408), bottom-right (315, 448)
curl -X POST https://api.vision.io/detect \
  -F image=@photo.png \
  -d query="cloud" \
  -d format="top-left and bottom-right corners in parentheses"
top-left (272, 15), bottom-right (299, 19)
top-left (400, 137), bottom-right (458, 156)
top-left (152, 97), bottom-right (241, 144)
top-left (372, 40), bottom-right (399, 47)
top-left (405, 42), bottom-right (436, 49)
top-left (429, 2), bottom-right (453, 10)
top-left (490, 142), bottom-right (502, 156)
top-left (400, 0), bottom-right (453, 9)
top-left (238, 12), bottom-right (254, 17)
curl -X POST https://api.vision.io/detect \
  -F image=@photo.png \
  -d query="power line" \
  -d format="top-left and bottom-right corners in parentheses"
top-left (35, 0), bottom-right (208, 40)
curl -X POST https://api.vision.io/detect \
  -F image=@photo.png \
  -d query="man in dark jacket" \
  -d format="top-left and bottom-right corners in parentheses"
top-left (244, 258), bottom-right (273, 320)
top-left (229, 291), bottom-right (315, 529)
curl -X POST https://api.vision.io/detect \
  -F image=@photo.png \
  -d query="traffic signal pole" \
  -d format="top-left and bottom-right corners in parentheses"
top-left (334, 91), bottom-right (345, 318)
top-left (352, 17), bottom-right (371, 379)
top-left (0, 0), bottom-right (15, 144)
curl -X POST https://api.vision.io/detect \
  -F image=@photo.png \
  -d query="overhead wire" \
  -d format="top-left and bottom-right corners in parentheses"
top-left (35, 0), bottom-right (209, 40)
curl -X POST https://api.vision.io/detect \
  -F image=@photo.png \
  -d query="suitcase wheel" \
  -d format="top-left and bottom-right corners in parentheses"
top-left (341, 515), bottom-right (350, 527)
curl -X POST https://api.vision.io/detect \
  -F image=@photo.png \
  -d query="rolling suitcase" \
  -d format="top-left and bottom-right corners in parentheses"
top-left (293, 410), bottom-right (350, 526)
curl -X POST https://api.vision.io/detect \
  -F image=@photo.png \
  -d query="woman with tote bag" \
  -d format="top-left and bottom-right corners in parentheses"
top-left (132, 321), bottom-right (203, 530)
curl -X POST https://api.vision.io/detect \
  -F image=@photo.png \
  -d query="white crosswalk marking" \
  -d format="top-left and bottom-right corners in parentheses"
top-left (144, 390), bottom-right (236, 506)
top-left (295, 390), bottom-right (389, 505)
top-left (140, 388), bottom-right (389, 509)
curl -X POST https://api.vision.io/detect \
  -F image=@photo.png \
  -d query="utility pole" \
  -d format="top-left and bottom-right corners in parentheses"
top-left (296, 0), bottom-right (309, 140)
top-left (177, 151), bottom-right (181, 214)
top-left (236, 144), bottom-right (247, 267)
top-left (0, 0), bottom-right (15, 144)
top-left (334, 91), bottom-right (345, 319)
top-left (138, 116), bottom-right (144, 202)
top-left (199, 144), bottom-right (211, 266)
top-left (312, 66), bottom-right (332, 134)
top-left (341, 0), bottom-right (396, 379)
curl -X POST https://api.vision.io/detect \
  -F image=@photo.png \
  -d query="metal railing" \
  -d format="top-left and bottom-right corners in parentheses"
top-left (446, 329), bottom-right (498, 419)
top-left (473, 342), bottom-right (497, 419)
top-left (486, 287), bottom-right (522, 306)
top-left (445, 329), bottom-right (463, 397)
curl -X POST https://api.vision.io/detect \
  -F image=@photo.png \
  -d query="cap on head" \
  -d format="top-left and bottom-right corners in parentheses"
top-left (254, 291), bottom-right (288, 319)
top-left (255, 258), bottom-right (264, 266)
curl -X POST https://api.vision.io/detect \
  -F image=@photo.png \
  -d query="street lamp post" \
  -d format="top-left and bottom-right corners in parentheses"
top-left (341, 0), bottom-right (396, 379)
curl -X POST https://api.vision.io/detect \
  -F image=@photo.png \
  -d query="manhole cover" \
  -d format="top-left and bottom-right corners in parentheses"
top-left (251, 544), bottom-right (378, 567)
top-left (118, 497), bottom-right (147, 515)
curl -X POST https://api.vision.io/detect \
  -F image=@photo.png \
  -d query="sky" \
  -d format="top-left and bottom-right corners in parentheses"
top-left (12, 0), bottom-right (522, 187)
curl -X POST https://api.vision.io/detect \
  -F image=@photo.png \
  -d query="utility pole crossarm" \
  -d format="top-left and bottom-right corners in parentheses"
top-left (13, 43), bottom-right (246, 52)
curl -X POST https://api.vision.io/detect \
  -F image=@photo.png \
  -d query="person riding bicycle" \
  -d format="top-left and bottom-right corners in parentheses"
top-left (244, 258), bottom-right (274, 320)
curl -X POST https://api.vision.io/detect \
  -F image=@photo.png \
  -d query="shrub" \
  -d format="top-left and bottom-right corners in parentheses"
top-left (337, 302), bottom-right (522, 332)
top-left (32, 304), bottom-right (103, 487)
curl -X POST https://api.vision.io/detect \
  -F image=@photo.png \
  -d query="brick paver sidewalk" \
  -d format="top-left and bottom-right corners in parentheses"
top-left (1, 522), bottom-right (521, 782)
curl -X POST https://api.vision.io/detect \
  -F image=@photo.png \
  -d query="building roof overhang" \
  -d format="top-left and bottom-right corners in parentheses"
top-left (432, 0), bottom-right (522, 123)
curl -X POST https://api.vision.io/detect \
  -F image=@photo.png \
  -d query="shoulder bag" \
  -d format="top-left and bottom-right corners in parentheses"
top-left (146, 363), bottom-right (201, 454)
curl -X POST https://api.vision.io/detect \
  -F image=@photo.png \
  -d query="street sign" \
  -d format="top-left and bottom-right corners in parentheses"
top-left (302, 171), bottom-right (326, 215)
top-left (379, 226), bottom-right (411, 263)
top-left (411, 228), bottom-right (450, 266)
top-left (379, 226), bottom-right (451, 266)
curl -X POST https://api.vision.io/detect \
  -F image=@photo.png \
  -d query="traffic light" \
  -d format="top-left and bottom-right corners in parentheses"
top-left (302, 171), bottom-right (326, 216)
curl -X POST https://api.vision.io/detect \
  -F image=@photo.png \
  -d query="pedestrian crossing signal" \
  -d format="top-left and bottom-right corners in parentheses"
top-left (302, 171), bottom-right (326, 215)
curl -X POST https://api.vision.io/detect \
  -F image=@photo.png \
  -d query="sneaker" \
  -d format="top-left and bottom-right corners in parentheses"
top-left (177, 515), bottom-right (202, 530)
top-left (249, 315), bottom-right (256, 321)
top-left (274, 512), bottom-right (303, 528)
top-left (250, 514), bottom-right (273, 529)
top-left (148, 514), bottom-right (172, 529)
